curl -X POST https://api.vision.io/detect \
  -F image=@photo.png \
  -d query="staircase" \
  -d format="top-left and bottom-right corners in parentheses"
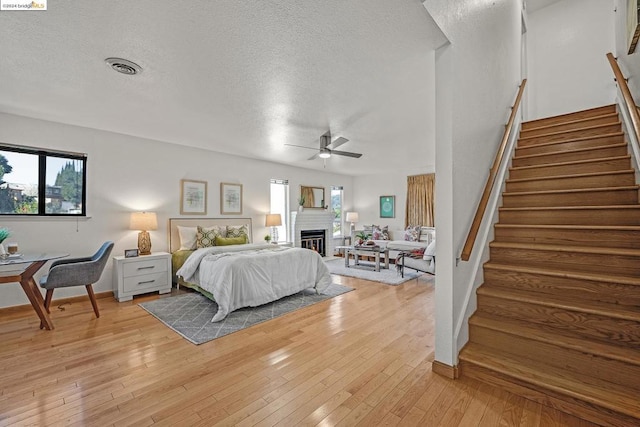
top-left (458, 104), bottom-right (640, 426)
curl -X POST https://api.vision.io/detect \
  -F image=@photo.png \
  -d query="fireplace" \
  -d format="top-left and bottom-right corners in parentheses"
top-left (300, 229), bottom-right (326, 256)
top-left (290, 211), bottom-right (335, 256)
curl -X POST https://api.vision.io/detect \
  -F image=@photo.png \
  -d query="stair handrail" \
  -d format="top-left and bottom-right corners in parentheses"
top-left (606, 53), bottom-right (640, 154)
top-left (460, 79), bottom-right (527, 262)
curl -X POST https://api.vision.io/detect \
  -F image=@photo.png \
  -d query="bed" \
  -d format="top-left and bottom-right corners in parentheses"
top-left (169, 218), bottom-right (332, 322)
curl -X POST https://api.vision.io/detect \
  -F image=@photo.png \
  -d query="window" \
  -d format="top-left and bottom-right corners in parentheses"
top-left (0, 145), bottom-right (87, 216)
top-left (331, 186), bottom-right (343, 237)
top-left (269, 179), bottom-right (289, 243)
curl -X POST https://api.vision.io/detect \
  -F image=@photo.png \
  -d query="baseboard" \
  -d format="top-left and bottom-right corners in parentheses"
top-left (432, 360), bottom-right (459, 379)
top-left (0, 291), bottom-right (114, 314)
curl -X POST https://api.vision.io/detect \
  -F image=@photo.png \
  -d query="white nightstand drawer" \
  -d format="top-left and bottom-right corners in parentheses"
top-left (123, 271), bottom-right (169, 293)
top-left (123, 258), bottom-right (167, 278)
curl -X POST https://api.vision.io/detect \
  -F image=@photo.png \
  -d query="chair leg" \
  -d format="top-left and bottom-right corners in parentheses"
top-left (40, 289), bottom-right (54, 329)
top-left (85, 284), bottom-right (100, 318)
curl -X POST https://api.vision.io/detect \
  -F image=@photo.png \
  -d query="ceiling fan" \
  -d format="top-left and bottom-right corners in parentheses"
top-left (285, 131), bottom-right (363, 160)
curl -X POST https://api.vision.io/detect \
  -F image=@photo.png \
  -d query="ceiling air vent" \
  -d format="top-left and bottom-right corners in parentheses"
top-left (105, 57), bottom-right (142, 75)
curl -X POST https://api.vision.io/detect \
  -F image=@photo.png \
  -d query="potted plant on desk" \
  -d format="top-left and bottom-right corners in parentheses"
top-left (354, 231), bottom-right (370, 246)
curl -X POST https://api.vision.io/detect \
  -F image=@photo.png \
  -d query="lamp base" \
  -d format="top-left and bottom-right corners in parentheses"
top-left (138, 230), bottom-right (152, 255)
top-left (270, 226), bottom-right (279, 243)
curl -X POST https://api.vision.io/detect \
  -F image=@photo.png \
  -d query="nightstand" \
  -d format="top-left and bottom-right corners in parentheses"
top-left (113, 252), bottom-right (171, 302)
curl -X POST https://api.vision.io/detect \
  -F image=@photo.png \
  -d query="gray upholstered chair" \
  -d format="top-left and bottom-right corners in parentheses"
top-left (39, 241), bottom-right (114, 324)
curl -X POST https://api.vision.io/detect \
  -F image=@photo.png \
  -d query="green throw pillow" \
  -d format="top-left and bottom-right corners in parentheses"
top-left (215, 235), bottom-right (247, 246)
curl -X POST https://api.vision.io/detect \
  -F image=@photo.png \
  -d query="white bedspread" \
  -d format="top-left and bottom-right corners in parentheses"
top-left (176, 243), bottom-right (332, 322)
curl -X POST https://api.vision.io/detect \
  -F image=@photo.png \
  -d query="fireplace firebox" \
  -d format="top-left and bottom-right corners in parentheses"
top-left (300, 229), bottom-right (326, 256)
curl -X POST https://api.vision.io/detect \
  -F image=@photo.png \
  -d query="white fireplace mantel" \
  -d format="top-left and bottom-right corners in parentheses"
top-left (290, 210), bottom-right (335, 256)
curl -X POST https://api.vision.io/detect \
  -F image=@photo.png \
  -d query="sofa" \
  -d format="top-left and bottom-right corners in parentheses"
top-left (354, 225), bottom-right (435, 261)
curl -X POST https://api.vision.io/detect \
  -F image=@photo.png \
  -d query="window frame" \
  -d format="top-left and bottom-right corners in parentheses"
top-left (331, 186), bottom-right (343, 237)
top-left (0, 144), bottom-right (87, 216)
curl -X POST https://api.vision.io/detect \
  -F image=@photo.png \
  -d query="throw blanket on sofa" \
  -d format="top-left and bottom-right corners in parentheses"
top-left (176, 245), bottom-right (332, 322)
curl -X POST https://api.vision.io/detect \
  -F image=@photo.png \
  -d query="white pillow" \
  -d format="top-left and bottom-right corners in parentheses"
top-left (422, 240), bottom-right (436, 261)
top-left (177, 226), bottom-right (198, 250)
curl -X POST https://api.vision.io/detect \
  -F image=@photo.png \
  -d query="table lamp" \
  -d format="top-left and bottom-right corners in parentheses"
top-left (130, 212), bottom-right (158, 255)
top-left (265, 213), bottom-right (282, 243)
top-left (345, 211), bottom-right (359, 240)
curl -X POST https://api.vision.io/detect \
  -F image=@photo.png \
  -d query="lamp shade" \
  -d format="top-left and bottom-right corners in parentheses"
top-left (345, 212), bottom-right (359, 223)
top-left (130, 212), bottom-right (158, 231)
top-left (265, 213), bottom-right (282, 227)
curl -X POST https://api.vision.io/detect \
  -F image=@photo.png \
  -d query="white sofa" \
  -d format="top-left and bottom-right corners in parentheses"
top-left (355, 226), bottom-right (435, 260)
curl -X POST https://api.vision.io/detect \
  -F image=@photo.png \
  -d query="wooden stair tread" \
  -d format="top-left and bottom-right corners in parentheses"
top-left (518, 122), bottom-right (622, 142)
top-left (499, 204), bottom-right (640, 211)
top-left (494, 224), bottom-right (640, 231)
top-left (476, 286), bottom-right (640, 322)
top-left (483, 261), bottom-right (640, 287)
top-left (522, 105), bottom-right (617, 128)
top-left (489, 240), bottom-right (640, 256)
top-left (506, 169), bottom-right (634, 184)
top-left (470, 314), bottom-right (640, 366)
top-left (510, 155), bottom-right (630, 172)
top-left (516, 132), bottom-right (624, 150)
top-left (503, 185), bottom-right (639, 197)
top-left (459, 343), bottom-right (640, 418)
top-left (513, 142), bottom-right (627, 161)
top-left (521, 113), bottom-right (620, 134)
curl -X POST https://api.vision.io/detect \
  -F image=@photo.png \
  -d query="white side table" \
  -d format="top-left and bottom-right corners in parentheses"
top-left (113, 252), bottom-right (171, 302)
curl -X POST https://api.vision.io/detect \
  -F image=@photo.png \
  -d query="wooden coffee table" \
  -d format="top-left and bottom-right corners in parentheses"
top-left (343, 245), bottom-right (389, 272)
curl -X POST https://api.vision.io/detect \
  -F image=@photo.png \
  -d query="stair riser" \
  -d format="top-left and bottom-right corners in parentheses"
top-left (493, 226), bottom-right (640, 248)
top-left (518, 124), bottom-right (622, 147)
top-left (458, 360), bottom-right (638, 427)
top-left (501, 188), bottom-right (639, 208)
top-left (476, 294), bottom-right (640, 347)
top-left (498, 208), bottom-right (640, 225)
top-left (512, 145), bottom-right (628, 167)
top-left (489, 246), bottom-right (640, 276)
top-left (509, 157), bottom-right (631, 180)
top-left (483, 268), bottom-right (640, 306)
top-left (521, 105), bottom-right (618, 130)
top-left (519, 115), bottom-right (620, 139)
top-left (515, 134), bottom-right (625, 156)
top-left (468, 324), bottom-right (640, 392)
top-left (505, 172), bottom-right (635, 192)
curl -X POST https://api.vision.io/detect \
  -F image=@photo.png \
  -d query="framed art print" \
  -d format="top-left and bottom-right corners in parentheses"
top-left (180, 179), bottom-right (207, 215)
top-left (380, 195), bottom-right (395, 218)
top-left (124, 249), bottom-right (139, 258)
top-left (220, 182), bottom-right (243, 215)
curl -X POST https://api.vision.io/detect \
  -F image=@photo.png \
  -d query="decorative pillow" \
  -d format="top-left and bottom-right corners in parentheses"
top-left (196, 225), bottom-right (226, 248)
top-left (408, 248), bottom-right (425, 259)
top-left (423, 240), bottom-right (436, 261)
top-left (177, 226), bottom-right (198, 250)
top-left (371, 225), bottom-right (390, 240)
top-left (403, 225), bottom-right (421, 242)
top-left (226, 224), bottom-right (249, 241)
top-left (215, 235), bottom-right (248, 246)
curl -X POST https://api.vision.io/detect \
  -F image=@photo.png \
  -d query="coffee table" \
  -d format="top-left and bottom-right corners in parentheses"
top-left (342, 245), bottom-right (389, 272)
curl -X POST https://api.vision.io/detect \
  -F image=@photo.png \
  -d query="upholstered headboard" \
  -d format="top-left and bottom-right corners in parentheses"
top-left (168, 217), bottom-right (253, 253)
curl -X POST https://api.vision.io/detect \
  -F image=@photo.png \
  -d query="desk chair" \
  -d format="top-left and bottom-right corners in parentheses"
top-left (39, 241), bottom-right (114, 325)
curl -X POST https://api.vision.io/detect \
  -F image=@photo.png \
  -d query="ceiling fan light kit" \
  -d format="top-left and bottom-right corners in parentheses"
top-left (285, 131), bottom-right (363, 161)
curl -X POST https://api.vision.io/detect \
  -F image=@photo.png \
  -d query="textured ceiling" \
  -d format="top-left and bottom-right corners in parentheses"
top-left (0, 0), bottom-right (447, 176)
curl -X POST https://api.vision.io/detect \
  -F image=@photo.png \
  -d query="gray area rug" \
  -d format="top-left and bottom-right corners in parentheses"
top-left (324, 258), bottom-right (423, 285)
top-left (138, 283), bottom-right (353, 345)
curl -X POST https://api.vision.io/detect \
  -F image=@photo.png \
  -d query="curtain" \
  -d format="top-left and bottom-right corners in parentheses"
top-left (405, 173), bottom-right (435, 227)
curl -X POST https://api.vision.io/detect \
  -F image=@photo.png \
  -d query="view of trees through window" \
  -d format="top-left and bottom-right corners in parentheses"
top-left (331, 186), bottom-right (343, 237)
top-left (0, 147), bottom-right (86, 215)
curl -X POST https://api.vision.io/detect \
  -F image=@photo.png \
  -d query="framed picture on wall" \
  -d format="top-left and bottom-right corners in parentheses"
top-left (180, 179), bottom-right (207, 215)
top-left (220, 182), bottom-right (243, 215)
top-left (379, 195), bottom-right (395, 218)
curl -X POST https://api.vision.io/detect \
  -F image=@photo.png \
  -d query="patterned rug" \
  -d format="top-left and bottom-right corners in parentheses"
top-left (324, 258), bottom-right (424, 285)
top-left (138, 283), bottom-right (353, 345)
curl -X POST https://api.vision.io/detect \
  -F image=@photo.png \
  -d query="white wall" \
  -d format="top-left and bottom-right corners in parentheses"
top-left (526, 0), bottom-right (616, 120)
top-left (0, 113), bottom-right (353, 309)
top-left (422, 0), bottom-right (523, 366)
top-left (614, 0), bottom-right (640, 100)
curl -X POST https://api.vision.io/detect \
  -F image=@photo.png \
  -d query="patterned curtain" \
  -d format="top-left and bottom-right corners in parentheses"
top-left (405, 173), bottom-right (435, 227)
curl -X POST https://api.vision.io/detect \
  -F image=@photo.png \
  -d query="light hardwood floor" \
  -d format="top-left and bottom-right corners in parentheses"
top-left (0, 274), bottom-right (598, 426)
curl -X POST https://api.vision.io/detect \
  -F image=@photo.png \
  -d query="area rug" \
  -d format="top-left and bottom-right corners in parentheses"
top-left (138, 283), bottom-right (353, 345)
top-left (324, 258), bottom-right (423, 285)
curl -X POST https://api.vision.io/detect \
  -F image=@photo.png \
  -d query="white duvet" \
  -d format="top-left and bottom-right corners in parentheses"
top-left (176, 243), bottom-right (332, 322)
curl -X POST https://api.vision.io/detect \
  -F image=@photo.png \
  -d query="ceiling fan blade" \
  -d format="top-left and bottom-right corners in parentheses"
top-left (284, 143), bottom-right (317, 151)
top-left (328, 137), bottom-right (348, 150)
top-left (332, 150), bottom-right (362, 158)
top-left (307, 152), bottom-right (320, 160)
